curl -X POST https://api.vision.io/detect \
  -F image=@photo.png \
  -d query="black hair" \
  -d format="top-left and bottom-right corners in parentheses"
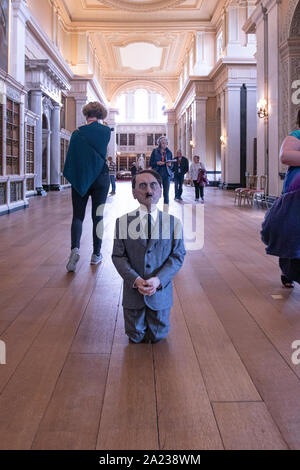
top-left (132, 170), bottom-right (162, 189)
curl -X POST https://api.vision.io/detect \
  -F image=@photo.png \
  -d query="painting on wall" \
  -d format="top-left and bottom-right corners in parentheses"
top-left (0, 0), bottom-right (9, 73)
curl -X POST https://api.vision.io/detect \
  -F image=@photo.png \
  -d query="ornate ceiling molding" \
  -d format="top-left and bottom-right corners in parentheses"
top-left (98, 0), bottom-right (186, 12)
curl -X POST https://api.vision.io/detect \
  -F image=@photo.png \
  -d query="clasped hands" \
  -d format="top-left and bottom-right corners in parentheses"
top-left (157, 161), bottom-right (171, 166)
top-left (135, 276), bottom-right (161, 296)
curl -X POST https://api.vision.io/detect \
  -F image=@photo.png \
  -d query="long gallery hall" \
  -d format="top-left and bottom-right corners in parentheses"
top-left (0, 185), bottom-right (300, 450)
top-left (1, 0), bottom-right (300, 453)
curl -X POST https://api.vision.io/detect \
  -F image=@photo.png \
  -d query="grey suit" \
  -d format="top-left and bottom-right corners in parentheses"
top-left (112, 208), bottom-right (186, 342)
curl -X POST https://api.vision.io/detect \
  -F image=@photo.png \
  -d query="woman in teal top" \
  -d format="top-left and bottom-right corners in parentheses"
top-left (63, 101), bottom-right (111, 272)
top-left (278, 110), bottom-right (300, 287)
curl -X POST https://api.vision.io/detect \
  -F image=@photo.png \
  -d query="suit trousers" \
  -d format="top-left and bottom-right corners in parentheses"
top-left (174, 174), bottom-right (184, 199)
top-left (123, 306), bottom-right (171, 343)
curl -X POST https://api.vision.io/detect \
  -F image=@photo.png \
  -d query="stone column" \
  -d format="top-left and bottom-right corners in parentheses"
top-left (106, 108), bottom-right (119, 162)
top-left (192, 97), bottom-right (207, 164)
top-left (185, 111), bottom-right (189, 158)
top-left (224, 84), bottom-right (241, 186)
top-left (165, 110), bottom-right (176, 155)
top-left (10, 0), bottom-right (29, 85)
top-left (30, 90), bottom-right (46, 195)
top-left (50, 102), bottom-right (61, 190)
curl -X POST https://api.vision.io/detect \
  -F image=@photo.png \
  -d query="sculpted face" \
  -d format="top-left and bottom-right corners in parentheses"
top-left (132, 172), bottom-right (162, 210)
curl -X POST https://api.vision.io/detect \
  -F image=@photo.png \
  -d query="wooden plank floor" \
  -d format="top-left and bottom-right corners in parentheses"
top-left (0, 183), bottom-right (299, 449)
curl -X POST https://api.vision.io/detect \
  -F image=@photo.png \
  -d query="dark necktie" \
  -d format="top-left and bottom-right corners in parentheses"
top-left (146, 213), bottom-right (152, 241)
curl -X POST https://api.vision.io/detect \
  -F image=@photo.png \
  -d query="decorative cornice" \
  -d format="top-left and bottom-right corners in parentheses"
top-left (97, 0), bottom-right (186, 13)
top-left (25, 59), bottom-right (70, 91)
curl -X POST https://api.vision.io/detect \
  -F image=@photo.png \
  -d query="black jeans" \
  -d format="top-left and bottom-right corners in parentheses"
top-left (193, 181), bottom-right (204, 200)
top-left (174, 174), bottom-right (184, 199)
top-left (71, 170), bottom-right (110, 255)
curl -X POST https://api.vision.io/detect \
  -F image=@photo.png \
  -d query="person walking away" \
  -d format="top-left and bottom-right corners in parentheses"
top-left (63, 101), bottom-right (111, 271)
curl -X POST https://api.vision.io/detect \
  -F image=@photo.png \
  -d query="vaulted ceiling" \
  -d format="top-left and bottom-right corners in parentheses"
top-left (61, 0), bottom-right (224, 104)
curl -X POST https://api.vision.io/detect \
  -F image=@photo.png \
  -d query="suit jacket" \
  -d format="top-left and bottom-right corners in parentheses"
top-left (112, 209), bottom-right (186, 310)
top-left (172, 156), bottom-right (189, 177)
top-left (149, 148), bottom-right (173, 178)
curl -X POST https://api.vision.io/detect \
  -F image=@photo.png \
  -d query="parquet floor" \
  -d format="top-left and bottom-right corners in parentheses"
top-left (0, 182), bottom-right (300, 450)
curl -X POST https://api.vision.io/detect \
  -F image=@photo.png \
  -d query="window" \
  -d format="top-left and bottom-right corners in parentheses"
top-left (120, 134), bottom-right (127, 146)
top-left (129, 134), bottom-right (135, 146)
top-left (6, 99), bottom-right (20, 175)
top-left (147, 134), bottom-right (154, 146)
top-left (135, 89), bottom-right (148, 122)
top-left (116, 133), bottom-right (119, 145)
top-left (116, 89), bottom-right (167, 123)
top-left (25, 125), bottom-right (34, 174)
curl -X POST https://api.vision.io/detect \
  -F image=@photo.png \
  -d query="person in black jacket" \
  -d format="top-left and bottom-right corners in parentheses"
top-left (149, 136), bottom-right (173, 207)
top-left (172, 149), bottom-right (189, 201)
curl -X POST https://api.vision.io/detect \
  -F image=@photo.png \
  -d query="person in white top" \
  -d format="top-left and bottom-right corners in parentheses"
top-left (189, 155), bottom-right (204, 201)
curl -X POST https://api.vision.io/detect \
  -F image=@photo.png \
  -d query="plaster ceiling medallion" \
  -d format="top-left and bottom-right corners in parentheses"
top-left (98, 0), bottom-right (186, 12)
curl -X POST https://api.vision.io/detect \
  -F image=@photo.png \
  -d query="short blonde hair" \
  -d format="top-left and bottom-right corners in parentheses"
top-left (82, 101), bottom-right (108, 120)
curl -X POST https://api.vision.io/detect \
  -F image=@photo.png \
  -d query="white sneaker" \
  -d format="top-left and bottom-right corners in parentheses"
top-left (66, 248), bottom-right (80, 272)
top-left (90, 253), bottom-right (103, 265)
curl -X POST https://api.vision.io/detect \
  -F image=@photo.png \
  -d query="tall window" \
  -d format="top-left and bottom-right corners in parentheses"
top-left (6, 99), bottom-right (20, 175)
top-left (128, 134), bottom-right (135, 146)
top-left (134, 89), bottom-right (148, 122)
top-left (116, 89), bottom-right (167, 123)
top-left (120, 133), bottom-right (127, 146)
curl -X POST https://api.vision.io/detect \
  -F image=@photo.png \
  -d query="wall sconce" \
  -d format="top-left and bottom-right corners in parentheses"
top-left (257, 99), bottom-right (268, 118)
top-left (220, 135), bottom-right (226, 146)
top-left (190, 140), bottom-right (195, 148)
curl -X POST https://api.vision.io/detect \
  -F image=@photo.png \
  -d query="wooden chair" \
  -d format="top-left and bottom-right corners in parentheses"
top-left (247, 175), bottom-right (268, 206)
top-left (234, 175), bottom-right (250, 204)
top-left (236, 175), bottom-right (258, 206)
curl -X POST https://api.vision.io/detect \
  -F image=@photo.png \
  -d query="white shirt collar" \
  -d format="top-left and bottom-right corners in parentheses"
top-left (138, 205), bottom-right (158, 224)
